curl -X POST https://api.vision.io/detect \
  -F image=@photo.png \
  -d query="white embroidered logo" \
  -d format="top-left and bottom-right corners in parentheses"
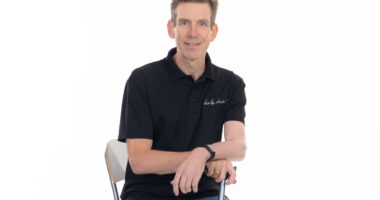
top-left (203, 98), bottom-right (228, 106)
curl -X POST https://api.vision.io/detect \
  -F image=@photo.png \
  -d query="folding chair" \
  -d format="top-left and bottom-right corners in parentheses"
top-left (105, 139), bottom-right (230, 200)
top-left (105, 139), bottom-right (128, 200)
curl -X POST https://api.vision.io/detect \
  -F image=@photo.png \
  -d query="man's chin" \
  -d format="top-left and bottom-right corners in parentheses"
top-left (180, 51), bottom-right (204, 61)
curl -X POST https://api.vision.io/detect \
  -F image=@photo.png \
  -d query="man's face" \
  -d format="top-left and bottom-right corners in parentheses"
top-left (168, 2), bottom-right (218, 61)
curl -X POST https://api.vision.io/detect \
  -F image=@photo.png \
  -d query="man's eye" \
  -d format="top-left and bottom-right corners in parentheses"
top-left (181, 21), bottom-right (188, 25)
top-left (200, 22), bottom-right (206, 26)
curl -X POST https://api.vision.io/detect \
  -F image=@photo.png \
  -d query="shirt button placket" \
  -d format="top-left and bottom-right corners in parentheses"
top-left (187, 85), bottom-right (201, 135)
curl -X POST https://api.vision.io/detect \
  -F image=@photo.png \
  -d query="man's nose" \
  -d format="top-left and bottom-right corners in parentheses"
top-left (188, 25), bottom-right (198, 38)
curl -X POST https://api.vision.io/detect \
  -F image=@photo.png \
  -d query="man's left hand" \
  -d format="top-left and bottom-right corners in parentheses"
top-left (206, 159), bottom-right (237, 185)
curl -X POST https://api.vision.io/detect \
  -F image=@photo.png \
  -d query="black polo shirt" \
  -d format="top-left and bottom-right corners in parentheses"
top-left (118, 48), bottom-right (246, 200)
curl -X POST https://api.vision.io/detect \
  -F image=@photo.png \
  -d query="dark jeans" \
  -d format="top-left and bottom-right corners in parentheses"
top-left (197, 196), bottom-right (229, 200)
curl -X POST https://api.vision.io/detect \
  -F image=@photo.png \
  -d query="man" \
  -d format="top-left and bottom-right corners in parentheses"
top-left (118, 0), bottom-right (247, 199)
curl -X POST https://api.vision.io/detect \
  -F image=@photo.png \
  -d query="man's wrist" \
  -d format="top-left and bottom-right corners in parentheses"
top-left (202, 144), bottom-right (215, 162)
top-left (194, 147), bottom-right (211, 162)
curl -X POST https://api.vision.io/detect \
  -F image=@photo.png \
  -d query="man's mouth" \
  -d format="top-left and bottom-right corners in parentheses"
top-left (184, 42), bottom-right (201, 47)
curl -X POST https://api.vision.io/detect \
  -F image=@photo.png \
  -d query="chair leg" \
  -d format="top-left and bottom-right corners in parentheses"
top-left (111, 182), bottom-right (120, 200)
top-left (219, 180), bottom-right (226, 200)
top-left (105, 155), bottom-right (120, 200)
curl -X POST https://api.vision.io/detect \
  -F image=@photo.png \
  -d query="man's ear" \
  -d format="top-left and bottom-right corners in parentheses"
top-left (210, 23), bottom-right (218, 42)
top-left (167, 20), bottom-right (175, 39)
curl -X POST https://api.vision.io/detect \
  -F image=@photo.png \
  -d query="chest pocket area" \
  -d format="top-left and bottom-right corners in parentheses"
top-left (201, 98), bottom-right (228, 123)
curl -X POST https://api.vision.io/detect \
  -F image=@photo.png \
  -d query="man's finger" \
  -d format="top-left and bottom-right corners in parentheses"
top-left (215, 166), bottom-right (227, 183)
top-left (226, 166), bottom-right (236, 185)
top-left (185, 175), bottom-right (193, 194)
top-left (206, 162), bottom-right (215, 177)
top-left (171, 173), bottom-right (181, 196)
top-left (191, 172), bottom-right (202, 193)
top-left (179, 175), bottom-right (188, 194)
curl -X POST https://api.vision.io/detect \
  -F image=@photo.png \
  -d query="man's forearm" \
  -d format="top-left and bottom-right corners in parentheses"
top-left (212, 121), bottom-right (247, 161)
top-left (128, 139), bottom-right (245, 175)
top-left (211, 140), bottom-right (247, 161)
top-left (129, 141), bottom-right (246, 175)
top-left (129, 150), bottom-right (191, 175)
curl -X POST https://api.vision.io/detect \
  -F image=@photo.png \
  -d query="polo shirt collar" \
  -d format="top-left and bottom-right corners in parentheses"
top-left (165, 48), bottom-right (216, 81)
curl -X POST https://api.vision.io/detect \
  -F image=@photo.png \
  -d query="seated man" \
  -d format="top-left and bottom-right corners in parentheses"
top-left (118, 0), bottom-right (247, 199)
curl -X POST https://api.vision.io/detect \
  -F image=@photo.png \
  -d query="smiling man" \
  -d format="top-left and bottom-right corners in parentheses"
top-left (118, 1), bottom-right (247, 200)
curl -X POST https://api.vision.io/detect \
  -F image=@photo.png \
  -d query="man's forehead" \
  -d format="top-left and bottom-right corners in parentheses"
top-left (175, 2), bottom-right (211, 20)
top-left (177, 17), bottom-right (210, 22)
top-left (176, 1), bottom-right (211, 9)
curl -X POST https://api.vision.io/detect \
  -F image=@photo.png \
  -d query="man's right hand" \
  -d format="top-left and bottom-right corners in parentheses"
top-left (170, 147), bottom-right (210, 196)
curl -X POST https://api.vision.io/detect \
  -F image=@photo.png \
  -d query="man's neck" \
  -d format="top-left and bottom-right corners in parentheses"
top-left (173, 53), bottom-right (205, 82)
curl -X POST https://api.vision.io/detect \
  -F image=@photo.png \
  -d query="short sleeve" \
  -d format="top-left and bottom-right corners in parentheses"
top-left (118, 69), bottom-right (154, 142)
top-left (223, 73), bottom-right (246, 124)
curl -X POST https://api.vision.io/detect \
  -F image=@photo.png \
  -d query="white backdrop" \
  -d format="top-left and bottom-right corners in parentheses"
top-left (0, 0), bottom-right (379, 199)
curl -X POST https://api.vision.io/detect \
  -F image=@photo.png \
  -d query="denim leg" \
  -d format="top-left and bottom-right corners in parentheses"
top-left (196, 196), bottom-right (229, 200)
